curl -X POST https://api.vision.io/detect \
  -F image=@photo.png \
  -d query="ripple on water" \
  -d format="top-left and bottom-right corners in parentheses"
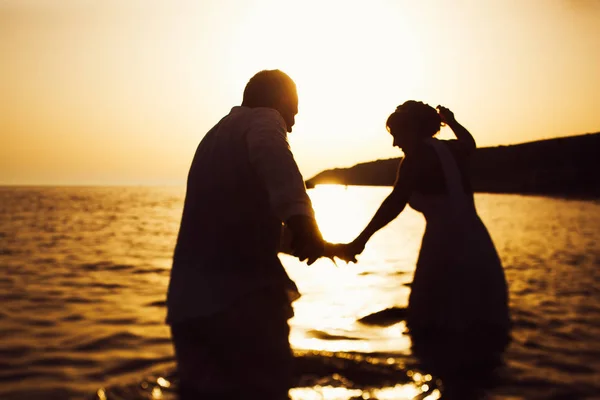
top-left (89, 355), bottom-right (175, 379)
top-left (29, 355), bottom-right (99, 368)
top-left (72, 332), bottom-right (143, 352)
top-left (0, 328), bottom-right (25, 340)
top-left (24, 319), bottom-right (57, 327)
top-left (89, 282), bottom-right (126, 290)
top-left (357, 307), bottom-right (408, 326)
top-left (145, 300), bottom-right (166, 308)
top-left (132, 267), bottom-right (168, 275)
top-left (0, 345), bottom-right (33, 359)
top-left (0, 248), bottom-right (17, 255)
top-left (96, 318), bottom-right (139, 326)
top-left (62, 314), bottom-right (85, 322)
top-left (510, 316), bottom-right (540, 330)
top-left (306, 330), bottom-right (362, 341)
top-left (32, 257), bottom-right (59, 265)
top-left (81, 262), bottom-right (136, 272)
top-left (534, 359), bottom-right (596, 375)
top-left (64, 296), bottom-right (97, 304)
top-left (27, 296), bottom-right (56, 304)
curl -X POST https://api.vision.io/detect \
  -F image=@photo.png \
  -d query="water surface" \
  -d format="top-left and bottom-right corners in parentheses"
top-left (1, 186), bottom-right (599, 399)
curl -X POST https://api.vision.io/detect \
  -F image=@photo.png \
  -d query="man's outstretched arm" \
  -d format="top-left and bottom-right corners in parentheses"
top-left (246, 109), bottom-right (324, 264)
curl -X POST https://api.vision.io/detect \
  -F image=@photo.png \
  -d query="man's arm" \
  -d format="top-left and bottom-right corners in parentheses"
top-left (246, 109), bottom-right (324, 264)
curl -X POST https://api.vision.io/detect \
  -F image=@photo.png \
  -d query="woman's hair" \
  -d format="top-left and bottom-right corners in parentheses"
top-left (386, 100), bottom-right (441, 139)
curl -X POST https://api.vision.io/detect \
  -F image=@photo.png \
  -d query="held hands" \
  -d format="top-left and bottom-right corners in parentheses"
top-left (323, 239), bottom-right (366, 264)
top-left (290, 230), bottom-right (323, 266)
top-left (292, 240), bottom-right (364, 266)
top-left (289, 239), bottom-right (366, 266)
top-left (283, 215), bottom-right (367, 265)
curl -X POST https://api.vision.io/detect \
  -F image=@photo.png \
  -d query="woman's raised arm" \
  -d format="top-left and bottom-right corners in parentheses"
top-left (437, 106), bottom-right (476, 154)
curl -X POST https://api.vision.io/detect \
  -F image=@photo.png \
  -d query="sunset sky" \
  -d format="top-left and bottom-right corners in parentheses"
top-left (1, 0), bottom-right (599, 185)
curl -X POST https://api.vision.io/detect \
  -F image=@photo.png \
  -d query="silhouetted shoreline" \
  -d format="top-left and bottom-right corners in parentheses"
top-left (306, 132), bottom-right (600, 199)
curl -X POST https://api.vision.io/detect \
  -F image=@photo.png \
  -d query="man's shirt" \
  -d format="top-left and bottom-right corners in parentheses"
top-left (166, 106), bottom-right (314, 324)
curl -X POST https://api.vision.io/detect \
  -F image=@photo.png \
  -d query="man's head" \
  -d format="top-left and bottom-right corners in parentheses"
top-left (242, 70), bottom-right (298, 133)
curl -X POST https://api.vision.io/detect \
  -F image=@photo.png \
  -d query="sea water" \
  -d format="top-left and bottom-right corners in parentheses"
top-left (1, 186), bottom-right (599, 399)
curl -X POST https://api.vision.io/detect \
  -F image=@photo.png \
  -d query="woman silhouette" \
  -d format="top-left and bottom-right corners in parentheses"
top-left (343, 101), bottom-right (511, 396)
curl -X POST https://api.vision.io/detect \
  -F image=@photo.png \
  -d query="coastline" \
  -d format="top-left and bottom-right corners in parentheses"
top-left (306, 132), bottom-right (600, 200)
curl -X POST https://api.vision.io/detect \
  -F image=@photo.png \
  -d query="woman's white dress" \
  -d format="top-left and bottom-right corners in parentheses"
top-left (407, 139), bottom-right (510, 336)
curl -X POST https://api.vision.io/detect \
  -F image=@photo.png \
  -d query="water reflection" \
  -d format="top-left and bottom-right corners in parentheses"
top-left (157, 377), bottom-right (171, 388)
top-left (310, 184), bottom-right (372, 243)
top-left (287, 185), bottom-right (415, 356)
top-left (290, 384), bottom-right (440, 400)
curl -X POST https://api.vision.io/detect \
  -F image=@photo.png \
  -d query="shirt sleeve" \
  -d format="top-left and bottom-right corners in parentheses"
top-left (246, 109), bottom-right (315, 221)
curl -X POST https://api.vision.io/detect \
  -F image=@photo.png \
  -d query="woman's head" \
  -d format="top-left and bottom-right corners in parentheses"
top-left (386, 101), bottom-right (441, 150)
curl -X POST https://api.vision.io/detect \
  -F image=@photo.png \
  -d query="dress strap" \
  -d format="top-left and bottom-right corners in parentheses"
top-left (424, 138), bottom-right (470, 208)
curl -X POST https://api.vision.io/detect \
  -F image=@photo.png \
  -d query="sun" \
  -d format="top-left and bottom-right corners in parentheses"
top-left (224, 1), bottom-right (417, 127)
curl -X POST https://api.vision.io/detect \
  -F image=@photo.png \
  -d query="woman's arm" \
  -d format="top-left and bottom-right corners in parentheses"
top-left (349, 155), bottom-right (418, 254)
top-left (437, 106), bottom-right (476, 153)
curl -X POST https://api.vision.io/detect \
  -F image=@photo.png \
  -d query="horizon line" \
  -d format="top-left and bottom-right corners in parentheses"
top-left (2, 131), bottom-right (598, 187)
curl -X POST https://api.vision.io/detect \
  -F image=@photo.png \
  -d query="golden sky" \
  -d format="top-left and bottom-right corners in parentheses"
top-left (1, 0), bottom-right (599, 185)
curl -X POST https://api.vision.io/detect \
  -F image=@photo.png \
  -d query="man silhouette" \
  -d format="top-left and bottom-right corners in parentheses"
top-left (166, 70), bottom-right (325, 400)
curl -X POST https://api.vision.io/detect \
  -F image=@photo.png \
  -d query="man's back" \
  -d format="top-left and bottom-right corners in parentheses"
top-left (167, 70), bottom-right (329, 400)
top-left (166, 106), bottom-right (307, 324)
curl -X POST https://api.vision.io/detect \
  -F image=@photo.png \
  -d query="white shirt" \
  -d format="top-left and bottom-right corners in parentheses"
top-left (243, 106), bottom-right (314, 220)
top-left (166, 106), bottom-right (314, 324)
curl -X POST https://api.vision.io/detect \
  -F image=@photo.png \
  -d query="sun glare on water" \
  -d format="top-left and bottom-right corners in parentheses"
top-left (309, 184), bottom-right (370, 243)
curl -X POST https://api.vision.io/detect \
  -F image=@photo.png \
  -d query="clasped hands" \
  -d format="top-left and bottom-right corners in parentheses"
top-left (323, 240), bottom-right (366, 265)
top-left (284, 215), bottom-right (366, 265)
top-left (292, 239), bottom-right (365, 265)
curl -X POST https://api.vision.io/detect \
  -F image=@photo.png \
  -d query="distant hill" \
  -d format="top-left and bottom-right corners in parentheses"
top-left (306, 132), bottom-right (600, 199)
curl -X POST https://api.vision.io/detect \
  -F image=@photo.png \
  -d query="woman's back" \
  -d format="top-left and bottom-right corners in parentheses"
top-left (412, 139), bottom-right (473, 195)
top-left (408, 139), bottom-right (478, 222)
